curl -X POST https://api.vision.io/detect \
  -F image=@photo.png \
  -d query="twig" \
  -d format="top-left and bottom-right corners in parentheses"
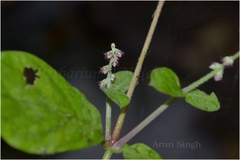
top-left (111, 0), bottom-right (165, 143)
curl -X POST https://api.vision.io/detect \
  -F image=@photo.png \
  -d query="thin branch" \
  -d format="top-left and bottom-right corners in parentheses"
top-left (105, 98), bottom-right (112, 140)
top-left (111, 0), bottom-right (165, 142)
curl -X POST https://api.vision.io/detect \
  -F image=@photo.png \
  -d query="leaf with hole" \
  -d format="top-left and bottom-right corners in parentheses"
top-left (149, 67), bottom-right (184, 97)
top-left (122, 143), bottom-right (162, 159)
top-left (185, 89), bottom-right (220, 112)
top-left (1, 51), bottom-right (104, 154)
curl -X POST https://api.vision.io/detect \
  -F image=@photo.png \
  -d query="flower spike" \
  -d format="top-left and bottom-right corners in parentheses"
top-left (98, 43), bottom-right (124, 88)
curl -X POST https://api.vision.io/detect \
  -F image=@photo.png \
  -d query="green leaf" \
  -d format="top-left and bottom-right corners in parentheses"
top-left (185, 89), bottom-right (220, 112)
top-left (123, 143), bottom-right (162, 159)
top-left (100, 87), bottom-right (130, 108)
top-left (100, 71), bottom-right (135, 108)
top-left (112, 71), bottom-right (135, 92)
top-left (1, 51), bottom-right (104, 154)
top-left (149, 67), bottom-right (184, 97)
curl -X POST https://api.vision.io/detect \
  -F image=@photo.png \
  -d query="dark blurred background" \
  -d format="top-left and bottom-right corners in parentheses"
top-left (1, 1), bottom-right (239, 159)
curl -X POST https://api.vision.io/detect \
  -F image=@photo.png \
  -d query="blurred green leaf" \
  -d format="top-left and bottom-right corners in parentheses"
top-left (1, 51), bottom-right (104, 154)
top-left (100, 87), bottom-right (130, 108)
top-left (112, 71), bottom-right (135, 92)
top-left (100, 71), bottom-right (135, 108)
top-left (123, 143), bottom-right (162, 159)
top-left (149, 67), bottom-right (184, 97)
top-left (185, 89), bottom-right (220, 112)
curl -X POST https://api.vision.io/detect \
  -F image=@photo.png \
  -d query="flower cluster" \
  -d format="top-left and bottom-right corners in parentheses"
top-left (209, 56), bottom-right (234, 81)
top-left (98, 43), bottom-right (124, 87)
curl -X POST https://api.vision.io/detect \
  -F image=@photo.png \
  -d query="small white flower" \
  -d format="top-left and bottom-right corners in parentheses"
top-left (214, 70), bottom-right (224, 81)
top-left (209, 62), bottom-right (222, 69)
top-left (110, 74), bottom-right (116, 81)
top-left (112, 60), bottom-right (119, 67)
top-left (111, 43), bottom-right (116, 50)
top-left (209, 62), bottom-right (224, 81)
top-left (100, 65), bottom-right (110, 74)
top-left (104, 51), bottom-right (115, 60)
top-left (98, 79), bottom-right (107, 87)
top-left (221, 56), bottom-right (234, 67)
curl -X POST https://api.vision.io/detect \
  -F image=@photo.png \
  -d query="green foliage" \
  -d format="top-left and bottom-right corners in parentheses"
top-left (112, 71), bottom-right (135, 92)
top-left (149, 67), bottom-right (185, 97)
top-left (122, 143), bottom-right (162, 159)
top-left (1, 51), bottom-right (104, 154)
top-left (185, 89), bottom-right (220, 112)
top-left (100, 71), bottom-right (135, 108)
top-left (101, 87), bottom-right (130, 108)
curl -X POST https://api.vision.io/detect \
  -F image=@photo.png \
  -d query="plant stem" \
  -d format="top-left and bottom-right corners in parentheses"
top-left (113, 97), bottom-right (177, 150)
top-left (113, 50), bottom-right (240, 149)
top-left (231, 51), bottom-right (240, 61)
top-left (183, 66), bottom-right (224, 93)
top-left (105, 98), bottom-right (112, 140)
top-left (111, 0), bottom-right (165, 143)
top-left (105, 57), bottom-right (115, 140)
top-left (102, 149), bottom-right (113, 160)
top-left (126, 0), bottom-right (165, 100)
top-left (106, 59), bottom-right (114, 88)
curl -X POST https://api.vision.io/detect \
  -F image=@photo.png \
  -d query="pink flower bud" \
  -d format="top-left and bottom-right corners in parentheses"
top-left (116, 51), bottom-right (124, 58)
top-left (112, 60), bottom-right (119, 67)
top-left (98, 80), bottom-right (107, 87)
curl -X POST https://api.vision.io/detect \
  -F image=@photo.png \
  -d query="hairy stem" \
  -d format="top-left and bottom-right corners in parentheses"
top-left (102, 149), bottom-right (113, 160)
top-left (111, 0), bottom-right (165, 143)
top-left (105, 98), bottom-right (112, 140)
top-left (106, 59), bottom-right (114, 88)
top-left (183, 66), bottom-right (224, 93)
top-left (231, 51), bottom-right (240, 61)
top-left (127, 0), bottom-right (165, 100)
